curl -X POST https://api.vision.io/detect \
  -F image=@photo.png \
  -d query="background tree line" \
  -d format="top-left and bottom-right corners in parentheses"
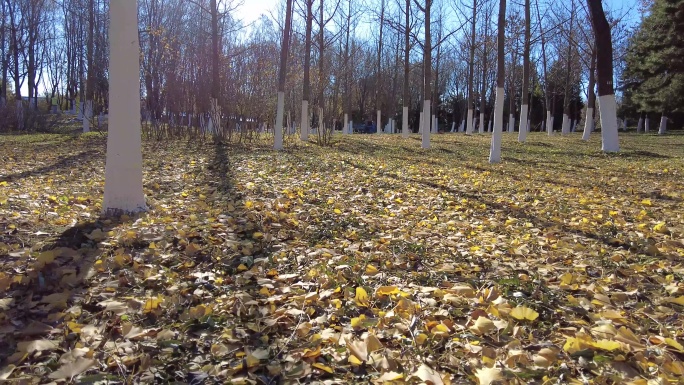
top-left (0, 0), bottom-right (645, 137)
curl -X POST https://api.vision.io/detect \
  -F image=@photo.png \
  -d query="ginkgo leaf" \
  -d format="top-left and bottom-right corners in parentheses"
top-left (365, 264), bottom-right (379, 275)
top-left (412, 364), bottom-right (445, 385)
top-left (312, 362), bottom-right (334, 374)
top-left (0, 365), bottom-right (16, 380)
top-left (355, 287), bottom-right (369, 307)
top-left (376, 286), bottom-right (399, 296)
top-left (474, 367), bottom-right (502, 385)
top-left (510, 306), bottom-right (539, 321)
top-left (48, 358), bottom-right (95, 379)
top-left (469, 317), bottom-right (496, 335)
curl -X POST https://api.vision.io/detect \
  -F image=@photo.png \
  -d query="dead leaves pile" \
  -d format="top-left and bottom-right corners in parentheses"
top-left (0, 132), bottom-right (683, 384)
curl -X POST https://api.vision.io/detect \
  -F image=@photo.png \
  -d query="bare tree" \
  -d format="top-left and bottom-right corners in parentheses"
top-left (518, 0), bottom-right (530, 141)
top-left (489, 0), bottom-right (505, 163)
top-left (274, 0), bottom-right (293, 149)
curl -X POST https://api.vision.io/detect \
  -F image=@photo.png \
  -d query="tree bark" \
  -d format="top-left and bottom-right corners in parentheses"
top-left (489, 0), bottom-right (506, 163)
top-left (582, 50), bottom-right (596, 140)
top-left (466, 0), bottom-right (477, 134)
top-left (275, 0), bottom-right (293, 150)
top-left (518, 0), bottom-right (530, 142)
top-left (587, 0), bottom-right (619, 152)
top-left (301, 0), bottom-right (314, 141)
top-left (402, 0), bottom-right (410, 137)
top-left (103, 0), bottom-right (147, 215)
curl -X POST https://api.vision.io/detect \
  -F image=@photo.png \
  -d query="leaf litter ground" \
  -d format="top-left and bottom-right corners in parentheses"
top-left (0, 132), bottom-right (683, 384)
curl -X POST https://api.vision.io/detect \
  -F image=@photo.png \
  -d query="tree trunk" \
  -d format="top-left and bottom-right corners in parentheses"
top-left (582, 50), bottom-right (596, 140)
top-left (376, 0), bottom-right (385, 134)
top-left (562, 1), bottom-right (575, 135)
top-left (421, 0), bottom-right (431, 149)
top-left (402, 0), bottom-right (410, 137)
top-left (489, 0), bottom-right (506, 163)
top-left (518, 0), bottom-right (530, 141)
top-left (84, 0), bottom-right (95, 132)
top-left (210, 0), bottom-right (221, 138)
top-left (659, 114), bottom-right (667, 135)
top-left (275, 0), bottom-right (293, 150)
top-left (587, 0), bottom-right (619, 152)
top-left (103, 0), bottom-right (147, 215)
top-left (466, 0), bottom-right (477, 135)
top-left (301, 0), bottom-right (314, 141)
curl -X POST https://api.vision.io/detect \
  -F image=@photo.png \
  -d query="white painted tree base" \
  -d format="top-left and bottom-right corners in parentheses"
top-left (274, 91), bottom-right (285, 149)
top-left (300, 101), bottom-right (309, 141)
top-left (422, 100), bottom-right (431, 149)
top-left (466, 109), bottom-right (474, 134)
top-left (637, 117), bottom-right (643, 133)
top-left (508, 114), bottom-right (514, 133)
top-left (103, 0), bottom-right (147, 216)
top-left (459, 120), bottom-right (465, 132)
top-left (377, 110), bottom-right (381, 134)
top-left (645, 117), bottom-right (650, 133)
top-left (432, 115), bottom-right (437, 133)
top-left (598, 94), bottom-right (620, 152)
top-left (561, 114), bottom-right (569, 135)
top-left (659, 115), bottom-right (667, 135)
top-left (489, 87), bottom-right (505, 163)
top-left (518, 105), bottom-right (529, 142)
top-left (479, 113), bottom-right (485, 134)
top-left (546, 111), bottom-right (552, 135)
top-left (582, 108), bottom-right (594, 141)
top-left (343, 113), bottom-right (349, 135)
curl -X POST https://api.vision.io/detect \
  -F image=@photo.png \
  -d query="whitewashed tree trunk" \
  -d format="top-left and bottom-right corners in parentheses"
top-left (451, 122), bottom-right (455, 132)
top-left (518, 105), bottom-right (529, 142)
top-left (488, 119), bottom-right (492, 133)
top-left (460, 120), bottom-right (465, 132)
top-left (645, 116), bottom-right (650, 132)
top-left (301, 101), bottom-right (309, 141)
top-left (598, 95), bottom-right (619, 152)
top-left (546, 112), bottom-right (553, 135)
top-left (637, 117), bottom-right (643, 133)
top-left (479, 113), bottom-right (485, 133)
top-left (582, 108), bottom-right (594, 140)
top-left (376, 110), bottom-right (381, 134)
top-left (489, 87), bottom-right (505, 163)
top-left (402, 106), bottom-right (409, 137)
top-left (508, 114), bottom-right (514, 132)
top-left (77, 101), bottom-right (83, 120)
top-left (622, 119), bottom-right (628, 131)
top-left (274, 92), bottom-right (285, 149)
top-left (659, 114), bottom-right (667, 135)
top-left (422, 100), bottom-right (430, 149)
top-left (466, 110), bottom-right (474, 134)
top-left (432, 115), bottom-right (437, 133)
top-left (318, 107), bottom-right (323, 136)
top-left (343, 113), bottom-right (348, 134)
top-left (103, 0), bottom-right (147, 216)
top-left (561, 114), bottom-right (569, 135)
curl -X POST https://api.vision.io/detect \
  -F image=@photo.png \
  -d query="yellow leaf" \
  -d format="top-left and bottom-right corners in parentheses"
top-left (355, 287), bottom-right (369, 307)
top-left (667, 296), bottom-right (684, 306)
top-left (469, 317), bottom-right (496, 335)
top-left (376, 286), bottom-right (399, 297)
top-left (312, 363), bottom-right (334, 374)
top-left (593, 339), bottom-right (623, 352)
top-left (348, 354), bottom-right (363, 366)
top-left (415, 333), bottom-right (428, 345)
top-left (252, 232), bottom-right (264, 240)
top-left (510, 306), bottom-right (539, 321)
top-left (665, 338), bottom-right (684, 352)
top-left (365, 264), bottom-right (379, 275)
top-left (653, 222), bottom-right (669, 234)
top-left (334, 208), bottom-right (342, 214)
top-left (143, 297), bottom-right (162, 313)
top-left (351, 315), bottom-right (366, 329)
top-left (641, 198), bottom-right (652, 206)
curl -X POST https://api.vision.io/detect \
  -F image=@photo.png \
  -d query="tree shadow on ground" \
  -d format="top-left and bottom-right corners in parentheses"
top-left (0, 150), bottom-right (101, 183)
top-left (0, 217), bottom-right (130, 364)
